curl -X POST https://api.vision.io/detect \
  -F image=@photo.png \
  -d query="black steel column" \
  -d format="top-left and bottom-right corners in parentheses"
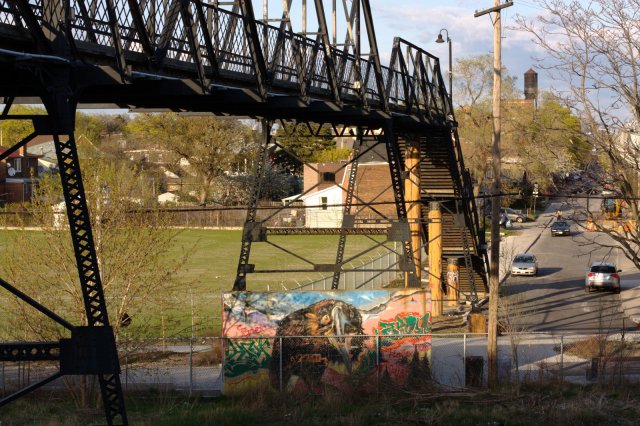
top-left (234, 120), bottom-right (272, 291)
top-left (383, 122), bottom-right (419, 287)
top-left (331, 130), bottom-right (362, 289)
top-left (47, 96), bottom-right (128, 425)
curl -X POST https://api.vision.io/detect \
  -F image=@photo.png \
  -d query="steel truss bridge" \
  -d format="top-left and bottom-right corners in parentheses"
top-left (0, 0), bottom-right (488, 424)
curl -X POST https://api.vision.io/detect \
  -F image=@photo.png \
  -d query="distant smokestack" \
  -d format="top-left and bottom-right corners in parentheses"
top-left (524, 68), bottom-right (538, 106)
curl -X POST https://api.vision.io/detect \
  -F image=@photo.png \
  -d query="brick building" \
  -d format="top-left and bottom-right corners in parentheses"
top-left (0, 145), bottom-right (40, 204)
top-left (301, 155), bottom-right (397, 227)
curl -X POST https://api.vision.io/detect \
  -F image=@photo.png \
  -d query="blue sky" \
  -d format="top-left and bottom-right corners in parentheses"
top-left (247, 0), bottom-right (555, 98)
top-left (368, 0), bottom-right (549, 94)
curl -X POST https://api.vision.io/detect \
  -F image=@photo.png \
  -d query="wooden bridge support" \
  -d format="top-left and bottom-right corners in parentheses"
top-left (428, 202), bottom-right (443, 317)
top-left (446, 258), bottom-right (459, 306)
top-left (404, 137), bottom-right (421, 286)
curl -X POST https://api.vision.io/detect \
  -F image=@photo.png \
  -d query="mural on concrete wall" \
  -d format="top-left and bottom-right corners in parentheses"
top-left (222, 289), bottom-right (431, 393)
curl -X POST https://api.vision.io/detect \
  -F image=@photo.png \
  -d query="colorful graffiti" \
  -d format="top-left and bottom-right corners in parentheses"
top-left (222, 289), bottom-right (431, 394)
top-left (224, 338), bottom-right (271, 378)
top-left (376, 312), bottom-right (431, 335)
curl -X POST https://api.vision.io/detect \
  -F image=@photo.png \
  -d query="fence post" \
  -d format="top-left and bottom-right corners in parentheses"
top-left (189, 337), bottom-right (194, 395)
top-left (560, 335), bottom-right (564, 381)
top-left (124, 337), bottom-right (129, 390)
top-left (463, 333), bottom-right (467, 387)
top-left (376, 334), bottom-right (380, 394)
top-left (279, 337), bottom-right (283, 391)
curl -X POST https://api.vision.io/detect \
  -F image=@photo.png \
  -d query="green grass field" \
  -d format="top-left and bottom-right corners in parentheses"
top-left (0, 229), bottom-right (391, 337)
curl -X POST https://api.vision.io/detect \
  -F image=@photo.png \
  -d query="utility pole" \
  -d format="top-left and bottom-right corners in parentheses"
top-left (474, 0), bottom-right (513, 388)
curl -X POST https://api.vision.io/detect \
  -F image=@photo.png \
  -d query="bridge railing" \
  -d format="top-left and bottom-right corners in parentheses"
top-left (386, 37), bottom-right (450, 121)
top-left (0, 1), bottom-right (446, 118)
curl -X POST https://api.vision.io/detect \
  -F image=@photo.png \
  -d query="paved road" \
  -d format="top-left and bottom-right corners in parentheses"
top-left (500, 199), bottom-right (635, 334)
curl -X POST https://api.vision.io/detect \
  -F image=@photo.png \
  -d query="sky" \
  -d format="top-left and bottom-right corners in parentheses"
top-left (245, 0), bottom-right (556, 101)
top-left (368, 0), bottom-right (549, 97)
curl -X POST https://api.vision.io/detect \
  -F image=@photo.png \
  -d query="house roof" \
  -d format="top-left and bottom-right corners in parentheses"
top-left (0, 146), bottom-right (39, 158)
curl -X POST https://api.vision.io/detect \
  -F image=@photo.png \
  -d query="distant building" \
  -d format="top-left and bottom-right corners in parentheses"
top-left (158, 192), bottom-right (179, 204)
top-left (0, 145), bottom-right (40, 204)
top-left (297, 144), bottom-right (397, 228)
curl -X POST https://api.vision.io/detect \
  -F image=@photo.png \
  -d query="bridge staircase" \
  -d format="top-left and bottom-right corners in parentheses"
top-left (399, 127), bottom-right (489, 300)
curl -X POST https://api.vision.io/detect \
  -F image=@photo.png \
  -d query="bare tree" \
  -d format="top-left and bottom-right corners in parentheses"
top-left (455, 55), bottom-right (517, 192)
top-left (515, 0), bottom-right (640, 269)
top-left (498, 238), bottom-right (532, 393)
top-left (0, 159), bottom-right (191, 407)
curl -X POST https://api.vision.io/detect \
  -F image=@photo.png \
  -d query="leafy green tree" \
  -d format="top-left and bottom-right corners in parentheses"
top-left (0, 105), bottom-right (44, 146)
top-left (507, 94), bottom-right (588, 191)
top-left (455, 54), bottom-right (585, 200)
top-left (126, 113), bottom-right (256, 204)
top-left (274, 123), bottom-right (347, 174)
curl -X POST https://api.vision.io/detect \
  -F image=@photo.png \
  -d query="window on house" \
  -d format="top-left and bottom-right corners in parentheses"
top-left (321, 172), bottom-right (335, 183)
top-left (14, 158), bottom-right (21, 173)
top-left (321, 197), bottom-right (328, 210)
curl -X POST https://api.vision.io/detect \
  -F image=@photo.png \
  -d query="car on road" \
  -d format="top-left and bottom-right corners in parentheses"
top-left (550, 220), bottom-right (571, 236)
top-left (501, 208), bottom-right (527, 223)
top-left (510, 254), bottom-right (538, 276)
top-left (487, 207), bottom-right (528, 223)
top-left (585, 262), bottom-right (621, 294)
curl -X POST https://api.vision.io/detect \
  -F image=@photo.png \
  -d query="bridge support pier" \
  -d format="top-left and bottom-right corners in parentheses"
top-left (428, 202), bottom-right (443, 317)
top-left (0, 91), bottom-right (128, 425)
top-left (404, 137), bottom-right (422, 286)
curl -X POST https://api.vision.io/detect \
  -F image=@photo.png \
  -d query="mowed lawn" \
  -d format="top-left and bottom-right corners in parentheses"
top-left (0, 229), bottom-right (389, 336)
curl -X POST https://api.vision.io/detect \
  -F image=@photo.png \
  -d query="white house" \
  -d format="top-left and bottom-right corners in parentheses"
top-left (299, 185), bottom-right (343, 228)
top-left (157, 192), bottom-right (179, 204)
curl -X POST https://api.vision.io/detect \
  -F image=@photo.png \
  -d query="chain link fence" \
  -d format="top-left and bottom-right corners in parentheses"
top-left (294, 248), bottom-right (401, 290)
top-left (4, 332), bottom-right (640, 398)
top-left (0, 204), bottom-right (307, 228)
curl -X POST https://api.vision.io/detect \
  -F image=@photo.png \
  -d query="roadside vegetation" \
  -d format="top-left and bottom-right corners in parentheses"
top-left (3, 382), bottom-right (640, 425)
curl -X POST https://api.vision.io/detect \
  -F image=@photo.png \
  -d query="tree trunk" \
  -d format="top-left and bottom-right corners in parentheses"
top-left (198, 175), bottom-right (214, 205)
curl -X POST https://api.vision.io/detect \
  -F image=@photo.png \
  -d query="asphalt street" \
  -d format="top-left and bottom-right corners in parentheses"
top-left (500, 199), bottom-right (637, 334)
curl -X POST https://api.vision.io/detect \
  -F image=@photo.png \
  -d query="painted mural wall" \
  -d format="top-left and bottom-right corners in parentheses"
top-left (222, 289), bottom-right (431, 394)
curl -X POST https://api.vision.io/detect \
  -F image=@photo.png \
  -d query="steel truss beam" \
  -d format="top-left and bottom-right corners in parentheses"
top-left (332, 130), bottom-right (362, 289)
top-left (233, 118), bottom-right (422, 290)
top-left (234, 120), bottom-right (273, 291)
top-left (267, 227), bottom-right (387, 236)
top-left (383, 122), bottom-right (420, 287)
top-left (0, 89), bottom-right (128, 424)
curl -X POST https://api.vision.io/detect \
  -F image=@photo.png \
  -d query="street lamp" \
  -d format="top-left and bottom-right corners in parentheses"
top-left (435, 28), bottom-right (453, 107)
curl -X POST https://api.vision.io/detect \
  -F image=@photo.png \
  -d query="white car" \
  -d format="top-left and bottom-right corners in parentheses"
top-left (585, 262), bottom-right (621, 294)
top-left (510, 254), bottom-right (538, 276)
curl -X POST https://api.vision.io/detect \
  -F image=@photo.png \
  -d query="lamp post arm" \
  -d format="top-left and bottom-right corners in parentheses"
top-left (448, 37), bottom-right (453, 107)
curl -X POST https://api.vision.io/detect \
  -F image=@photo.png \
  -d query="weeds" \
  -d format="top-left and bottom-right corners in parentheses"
top-left (4, 383), bottom-right (640, 425)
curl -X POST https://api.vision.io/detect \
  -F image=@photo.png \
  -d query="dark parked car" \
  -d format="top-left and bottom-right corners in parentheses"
top-left (550, 220), bottom-right (571, 236)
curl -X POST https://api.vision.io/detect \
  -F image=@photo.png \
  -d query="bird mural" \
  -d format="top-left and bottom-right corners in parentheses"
top-left (269, 299), bottom-right (364, 390)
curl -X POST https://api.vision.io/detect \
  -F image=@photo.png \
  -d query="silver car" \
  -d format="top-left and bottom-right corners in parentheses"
top-left (585, 262), bottom-right (621, 293)
top-left (510, 254), bottom-right (538, 276)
